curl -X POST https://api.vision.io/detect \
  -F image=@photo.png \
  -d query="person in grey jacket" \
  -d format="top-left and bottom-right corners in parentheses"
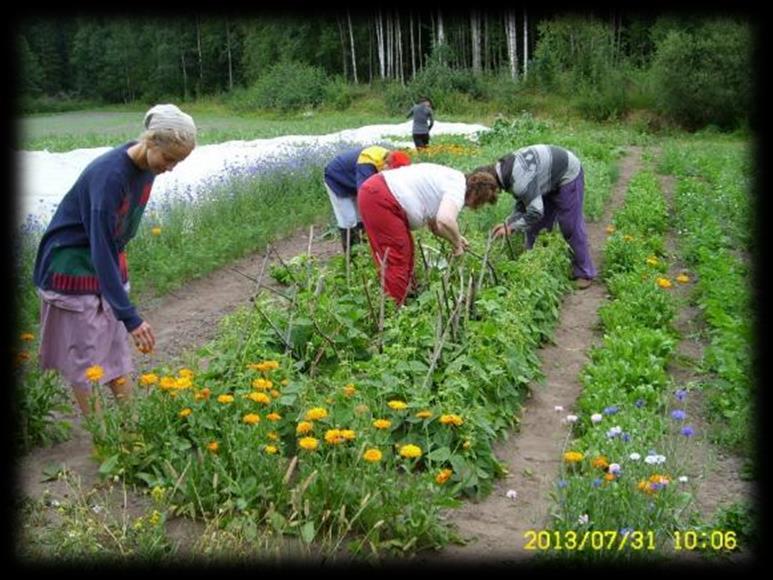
top-left (473, 144), bottom-right (597, 289)
top-left (407, 97), bottom-right (434, 149)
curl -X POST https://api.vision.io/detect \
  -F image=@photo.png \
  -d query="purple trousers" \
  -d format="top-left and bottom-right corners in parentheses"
top-left (525, 169), bottom-right (597, 279)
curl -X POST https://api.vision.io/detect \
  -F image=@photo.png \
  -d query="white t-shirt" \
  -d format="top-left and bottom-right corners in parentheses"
top-left (382, 163), bottom-right (466, 230)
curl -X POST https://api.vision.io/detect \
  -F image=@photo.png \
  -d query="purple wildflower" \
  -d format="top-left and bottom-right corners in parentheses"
top-left (592, 478), bottom-right (602, 488)
top-left (635, 399), bottom-right (645, 408)
top-left (675, 389), bottom-right (688, 401)
top-left (671, 409), bottom-right (687, 421)
top-left (604, 405), bottom-right (620, 415)
top-left (681, 425), bottom-right (695, 437)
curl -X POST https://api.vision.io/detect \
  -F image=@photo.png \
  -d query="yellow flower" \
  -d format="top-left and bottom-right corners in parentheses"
top-left (194, 387), bottom-right (211, 401)
top-left (623, 234), bottom-right (635, 242)
top-left (388, 400), bottom-right (408, 410)
top-left (249, 360), bottom-right (280, 373)
top-left (114, 376), bottom-right (127, 386)
top-left (175, 377), bottom-right (192, 390)
top-left (178, 408), bottom-right (192, 418)
top-left (266, 412), bottom-right (282, 422)
top-left (605, 224), bottom-right (616, 234)
top-left (270, 390), bottom-right (281, 399)
top-left (151, 226), bottom-right (162, 236)
top-left (676, 274), bottom-right (690, 284)
top-left (267, 431), bottom-right (279, 441)
top-left (305, 407), bottom-right (328, 421)
top-left (242, 413), bottom-right (261, 425)
top-left (207, 441), bottom-right (219, 454)
top-left (298, 437), bottom-right (319, 451)
top-left (372, 419), bottom-right (392, 430)
top-left (343, 384), bottom-right (357, 397)
top-left (85, 365), bottom-right (104, 382)
top-left (247, 392), bottom-right (271, 405)
top-left (435, 468), bottom-right (453, 485)
top-left (440, 414), bottom-right (464, 426)
top-left (341, 429), bottom-right (356, 441)
top-left (150, 486), bottom-right (166, 503)
top-left (264, 445), bottom-right (279, 455)
top-left (19, 332), bottom-right (35, 342)
top-left (415, 410), bottom-right (433, 419)
top-left (159, 376), bottom-right (177, 390)
top-left (656, 277), bottom-right (673, 289)
top-left (148, 510), bottom-right (162, 526)
top-left (139, 373), bottom-right (159, 386)
top-left (217, 394), bottom-right (235, 404)
top-left (324, 429), bottom-right (346, 445)
top-left (463, 440), bottom-right (472, 450)
top-left (296, 421), bottom-right (314, 435)
top-left (252, 378), bottom-right (273, 390)
top-left (399, 444), bottom-right (422, 459)
top-left (591, 456), bottom-right (609, 470)
top-left (178, 368), bottom-right (195, 379)
top-left (363, 448), bottom-right (383, 463)
top-left (563, 451), bottom-right (584, 463)
top-left (646, 256), bottom-right (659, 267)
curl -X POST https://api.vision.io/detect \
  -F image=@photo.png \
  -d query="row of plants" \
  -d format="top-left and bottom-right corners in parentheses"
top-left (659, 140), bottom-right (754, 456)
top-left (544, 168), bottom-right (704, 562)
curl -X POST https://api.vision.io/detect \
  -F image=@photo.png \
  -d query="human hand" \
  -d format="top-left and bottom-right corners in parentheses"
top-left (491, 223), bottom-right (511, 238)
top-left (131, 321), bottom-right (156, 354)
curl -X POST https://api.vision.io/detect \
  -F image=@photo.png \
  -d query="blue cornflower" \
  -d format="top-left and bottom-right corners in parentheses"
top-left (635, 399), bottom-right (645, 408)
top-left (681, 426), bottom-right (695, 437)
top-left (621, 433), bottom-right (632, 443)
top-left (592, 478), bottom-right (602, 488)
top-left (557, 480), bottom-right (568, 489)
top-left (675, 389), bottom-right (688, 401)
top-left (671, 409), bottom-right (687, 421)
top-left (604, 405), bottom-right (620, 415)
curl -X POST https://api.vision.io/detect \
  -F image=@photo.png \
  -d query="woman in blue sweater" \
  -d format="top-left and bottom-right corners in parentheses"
top-left (33, 104), bottom-right (197, 415)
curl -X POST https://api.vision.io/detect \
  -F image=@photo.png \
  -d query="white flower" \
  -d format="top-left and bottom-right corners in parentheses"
top-left (50, 499), bottom-right (61, 508)
top-left (91, 504), bottom-right (103, 514)
top-left (629, 453), bottom-right (641, 461)
top-left (608, 463), bottom-right (622, 474)
top-left (645, 454), bottom-right (666, 465)
top-left (578, 514), bottom-right (589, 525)
top-left (554, 405), bottom-right (564, 412)
top-left (565, 414), bottom-right (579, 423)
top-left (506, 489), bottom-right (518, 500)
top-left (591, 413), bottom-right (603, 424)
top-left (606, 426), bottom-right (622, 438)
top-left (678, 476), bottom-right (689, 483)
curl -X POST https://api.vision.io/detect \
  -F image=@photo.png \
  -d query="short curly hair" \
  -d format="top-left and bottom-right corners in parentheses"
top-left (465, 172), bottom-right (499, 209)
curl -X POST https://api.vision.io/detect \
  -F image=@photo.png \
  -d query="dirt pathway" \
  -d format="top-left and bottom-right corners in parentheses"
top-left (417, 147), bottom-right (645, 565)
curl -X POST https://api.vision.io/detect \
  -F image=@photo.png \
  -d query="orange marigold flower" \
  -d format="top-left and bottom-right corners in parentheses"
top-left (247, 392), bottom-right (271, 405)
top-left (305, 407), bottom-right (328, 421)
top-left (343, 384), bottom-right (357, 397)
top-left (296, 421), bottom-right (314, 435)
top-left (217, 394), bottom-right (235, 404)
top-left (243, 413), bottom-right (261, 425)
top-left (372, 419), bottom-right (392, 430)
top-left (415, 410), bottom-right (433, 419)
top-left (435, 468), bottom-right (453, 485)
top-left (159, 376), bottom-right (177, 390)
top-left (440, 414), bottom-right (464, 426)
top-left (207, 441), bottom-right (219, 454)
top-left (85, 365), bottom-right (104, 382)
top-left (298, 437), bottom-right (319, 451)
top-left (266, 412), bottom-right (282, 422)
top-left (175, 377), bottom-right (193, 390)
top-left (656, 277), bottom-right (673, 289)
top-left (324, 429), bottom-right (346, 445)
top-left (194, 387), bottom-right (211, 401)
top-left (340, 429), bottom-right (356, 441)
top-left (139, 373), bottom-right (159, 386)
top-left (563, 451), bottom-right (584, 463)
top-left (252, 378), bottom-right (273, 390)
top-left (363, 448), bottom-right (383, 463)
top-left (399, 444), bottom-right (422, 459)
top-left (178, 368), bottom-right (195, 379)
top-left (591, 456), bottom-right (609, 470)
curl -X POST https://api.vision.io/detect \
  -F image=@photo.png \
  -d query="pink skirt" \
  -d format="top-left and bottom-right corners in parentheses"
top-left (38, 289), bottom-right (134, 392)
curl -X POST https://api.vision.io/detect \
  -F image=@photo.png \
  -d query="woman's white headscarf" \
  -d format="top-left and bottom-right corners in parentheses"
top-left (144, 104), bottom-right (197, 139)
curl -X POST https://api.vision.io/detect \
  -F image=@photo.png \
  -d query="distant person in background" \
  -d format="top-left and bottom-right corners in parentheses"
top-left (357, 163), bottom-right (499, 305)
top-left (407, 97), bottom-right (434, 150)
top-left (472, 144), bottom-right (596, 289)
top-left (323, 145), bottom-right (412, 255)
top-left (32, 104), bottom-right (197, 415)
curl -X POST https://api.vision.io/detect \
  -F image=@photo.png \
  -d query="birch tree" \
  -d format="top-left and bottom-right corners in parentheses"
top-left (505, 10), bottom-right (518, 79)
top-left (347, 10), bottom-right (358, 83)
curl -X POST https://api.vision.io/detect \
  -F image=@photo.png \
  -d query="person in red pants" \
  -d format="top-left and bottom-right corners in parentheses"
top-left (357, 163), bottom-right (499, 305)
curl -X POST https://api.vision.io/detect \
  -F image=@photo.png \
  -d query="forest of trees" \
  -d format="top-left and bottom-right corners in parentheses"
top-left (16, 11), bottom-right (754, 130)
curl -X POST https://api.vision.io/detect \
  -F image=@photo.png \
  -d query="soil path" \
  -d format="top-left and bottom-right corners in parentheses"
top-left (417, 147), bottom-right (644, 565)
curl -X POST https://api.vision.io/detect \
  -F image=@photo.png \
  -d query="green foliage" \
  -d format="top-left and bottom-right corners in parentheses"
top-left (15, 364), bottom-right (73, 452)
top-left (651, 19), bottom-right (752, 130)
top-left (236, 61), bottom-right (329, 112)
